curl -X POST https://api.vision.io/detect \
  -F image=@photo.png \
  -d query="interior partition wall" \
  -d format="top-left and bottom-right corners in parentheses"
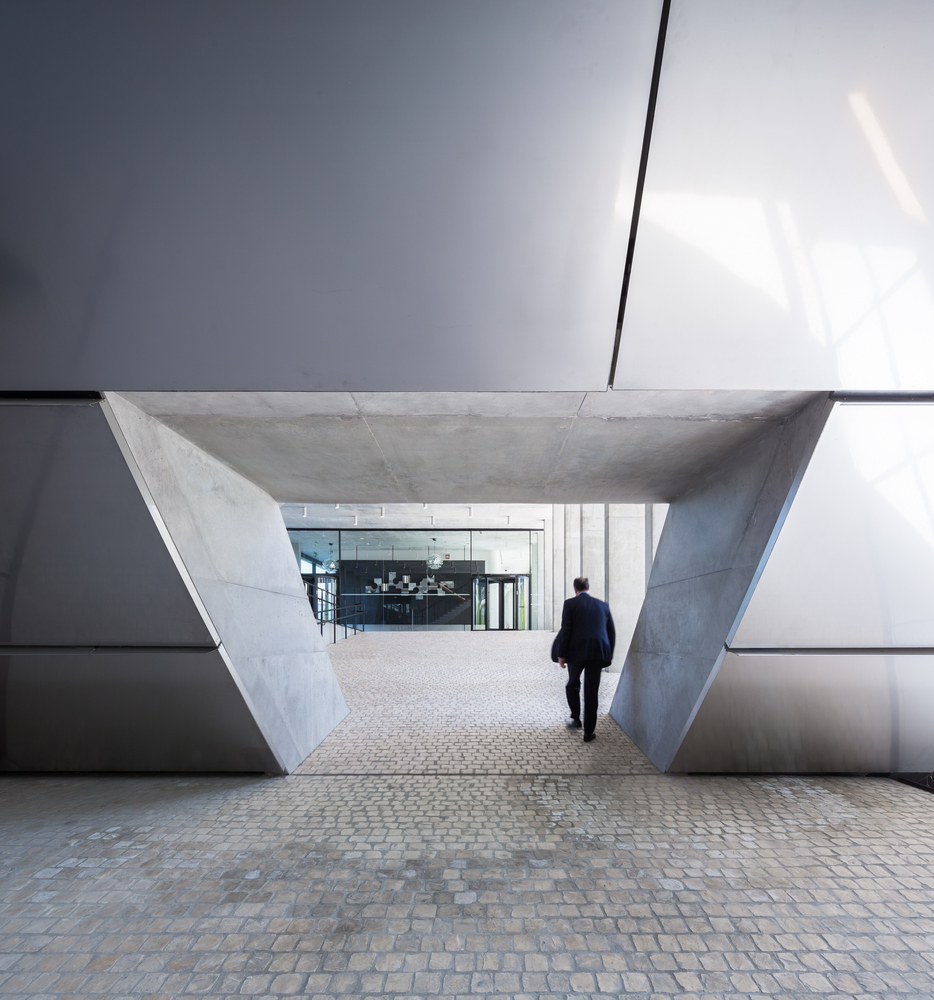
top-left (287, 529), bottom-right (544, 630)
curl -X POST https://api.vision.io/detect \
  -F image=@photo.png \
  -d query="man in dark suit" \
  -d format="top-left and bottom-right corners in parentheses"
top-left (557, 577), bottom-right (615, 743)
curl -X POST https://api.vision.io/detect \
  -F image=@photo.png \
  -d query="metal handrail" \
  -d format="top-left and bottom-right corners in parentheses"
top-left (310, 590), bottom-right (364, 636)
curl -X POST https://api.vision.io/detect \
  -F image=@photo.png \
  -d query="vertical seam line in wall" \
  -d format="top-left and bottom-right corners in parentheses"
top-left (644, 503), bottom-right (654, 591)
top-left (604, 503), bottom-right (610, 603)
top-left (607, 0), bottom-right (672, 389)
top-left (349, 393), bottom-right (408, 500)
top-left (542, 394), bottom-right (587, 496)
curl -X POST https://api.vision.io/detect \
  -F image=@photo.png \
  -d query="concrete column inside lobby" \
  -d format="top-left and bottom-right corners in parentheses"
top-left (551, 501), bottom-right (646, 665)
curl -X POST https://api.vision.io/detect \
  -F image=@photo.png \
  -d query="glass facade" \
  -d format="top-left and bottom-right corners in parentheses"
top-left (292, 529), bottom-right (339, 575)
top-left (288, 528), bottom-right (544, 630)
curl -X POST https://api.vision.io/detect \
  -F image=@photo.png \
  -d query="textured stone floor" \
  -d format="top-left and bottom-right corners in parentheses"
top-left (296, 632), bottom-right (651, 776)
top-left (2, 632), bottom-right (934, 999)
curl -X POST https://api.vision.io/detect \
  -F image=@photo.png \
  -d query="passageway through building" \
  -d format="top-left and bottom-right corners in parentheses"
top-left (295, 631), bottom-right (653, 777)
top-left (4, 630), bottom-right (934, 997)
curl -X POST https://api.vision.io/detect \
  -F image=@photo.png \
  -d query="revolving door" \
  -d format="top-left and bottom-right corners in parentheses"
top-left (472, 575), bottom-right (530, 630)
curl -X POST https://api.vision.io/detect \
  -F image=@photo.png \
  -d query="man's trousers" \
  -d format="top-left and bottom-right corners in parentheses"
top-left (565, 660), bottom-right (604, 736)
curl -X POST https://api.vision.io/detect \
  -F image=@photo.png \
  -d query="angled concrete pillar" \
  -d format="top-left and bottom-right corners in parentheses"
top-left (0, 394), bottom-right (346, 772)
top-left (673, 401), bottom-right (934, 773)
top-left (609, 395), bottom-right (833, 771)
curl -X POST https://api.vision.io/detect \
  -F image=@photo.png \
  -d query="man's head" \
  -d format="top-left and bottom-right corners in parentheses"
top-left (573, 577), bottom-right (589, 593)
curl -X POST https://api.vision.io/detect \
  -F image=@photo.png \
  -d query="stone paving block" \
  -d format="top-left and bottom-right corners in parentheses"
top-left (1, 633), bottom-right (934, 997)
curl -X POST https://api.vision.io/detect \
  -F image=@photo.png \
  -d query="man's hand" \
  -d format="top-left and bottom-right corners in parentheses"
top-left (558, 657), bottom-right (566, 669)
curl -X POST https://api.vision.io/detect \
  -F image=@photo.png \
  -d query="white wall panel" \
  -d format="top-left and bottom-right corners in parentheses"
top-left (619, 0), bottom-right (934, 389)
top-left (734, 403), bottom-right (934, 647)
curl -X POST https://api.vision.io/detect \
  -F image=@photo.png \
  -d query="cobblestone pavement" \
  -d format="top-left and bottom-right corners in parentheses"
top-left (2, 633), bottom-right (934, 999)
top-left (296, 632), bottom-right (651, 776)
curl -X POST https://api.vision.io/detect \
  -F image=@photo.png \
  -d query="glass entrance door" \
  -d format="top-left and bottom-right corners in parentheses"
top-left (304, 574), bottom-right (337, 622)
top-left (503, 580), bottom-right (515, 629)
top-left (473, 575), bottom-right (530, 630)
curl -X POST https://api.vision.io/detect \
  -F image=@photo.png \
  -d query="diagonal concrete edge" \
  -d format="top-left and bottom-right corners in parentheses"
top-left (609, 394), bottom-right (834, 772)
top-left (104, 393), bottom-right (349, 774)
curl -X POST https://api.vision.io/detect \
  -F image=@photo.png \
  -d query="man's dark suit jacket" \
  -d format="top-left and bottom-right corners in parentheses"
top-left (557, 591), bottom-right (616, 667)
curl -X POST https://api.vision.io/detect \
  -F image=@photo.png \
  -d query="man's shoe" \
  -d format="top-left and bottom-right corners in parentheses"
top-left (566, 718), bottom-right (582, 729)
top-left (583, 733), bottom-right (596, 743)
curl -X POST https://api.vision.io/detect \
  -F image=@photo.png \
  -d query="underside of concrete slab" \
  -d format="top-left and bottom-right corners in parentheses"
top-left (119, 389), bottom-right (819, 503)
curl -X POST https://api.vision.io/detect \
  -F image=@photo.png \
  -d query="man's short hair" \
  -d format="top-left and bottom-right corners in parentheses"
top-left (573, 577), bottom-right (589, 592)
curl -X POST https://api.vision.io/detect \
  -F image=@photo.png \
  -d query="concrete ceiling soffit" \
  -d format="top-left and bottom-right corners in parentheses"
top-left (120, 390), bottom-right (824, 504)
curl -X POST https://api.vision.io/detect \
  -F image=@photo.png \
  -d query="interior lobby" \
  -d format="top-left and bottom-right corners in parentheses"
top-left (2, 1), bottom-right (934, 996)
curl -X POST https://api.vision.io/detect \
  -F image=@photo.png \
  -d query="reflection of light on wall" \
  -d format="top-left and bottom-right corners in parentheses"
top-left (865, 247), bottom-right (917, 295)
top-left (870, 252), bottom-right (934, 379)
top-left (811, 243), bottom-right (875, 338)
top-left (776, 202), bottom-right (826, 344)
top-left (844, 405), bottom-right (934, 548)
top-left (810, 242), bottom-right (934, 387)
top-left (641, 193), bottom-right (788, 309)
top-left (848, 92), bottom-right (927, 225)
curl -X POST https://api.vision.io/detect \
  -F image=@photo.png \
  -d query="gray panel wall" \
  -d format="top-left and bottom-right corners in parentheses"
top-left (0, 650), bottom-right (272, 772)
top-left (0, 401), bottom-right (212, 646)
top-left (0, 399), bottom-right (278, 771)
top-left (0, 1), bottom-right (660, 392)
top-left (0, 397), bottom-right (347, 772)
top-left (609, 396), bottom-right (833, 771)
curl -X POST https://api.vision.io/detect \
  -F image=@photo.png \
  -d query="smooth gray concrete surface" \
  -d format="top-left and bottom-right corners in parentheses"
top-left (610, 395), bottom-right (834, 772)
top-left (581, 504), bottom-right (606, 600)
top-left (0, 402), bottom-right (212, 647)
top-left (0, 1), bottom-right (659, 391)
top-left (607, 505), bottom-right (649, 664)
top-left (671, 651), bottom-right (934, 773)
top-left (107, 394), bottom-right (349, 774)
top-left (121, 390), bottom-right (819, 503)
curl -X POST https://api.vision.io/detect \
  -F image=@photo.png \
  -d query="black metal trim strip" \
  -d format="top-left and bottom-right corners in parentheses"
top-left (893, 774), bottom-right (934, 794)
top-left (728, 645), bottom-right (934, 656)
top-left (831, 391), bottom-right (934, 403)
top-left (608, 0), bottom-right (671, 389)
top-left (0, 391), bottom-right (101, 405)
top-left (0, 644), bottom-right (220, 655)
